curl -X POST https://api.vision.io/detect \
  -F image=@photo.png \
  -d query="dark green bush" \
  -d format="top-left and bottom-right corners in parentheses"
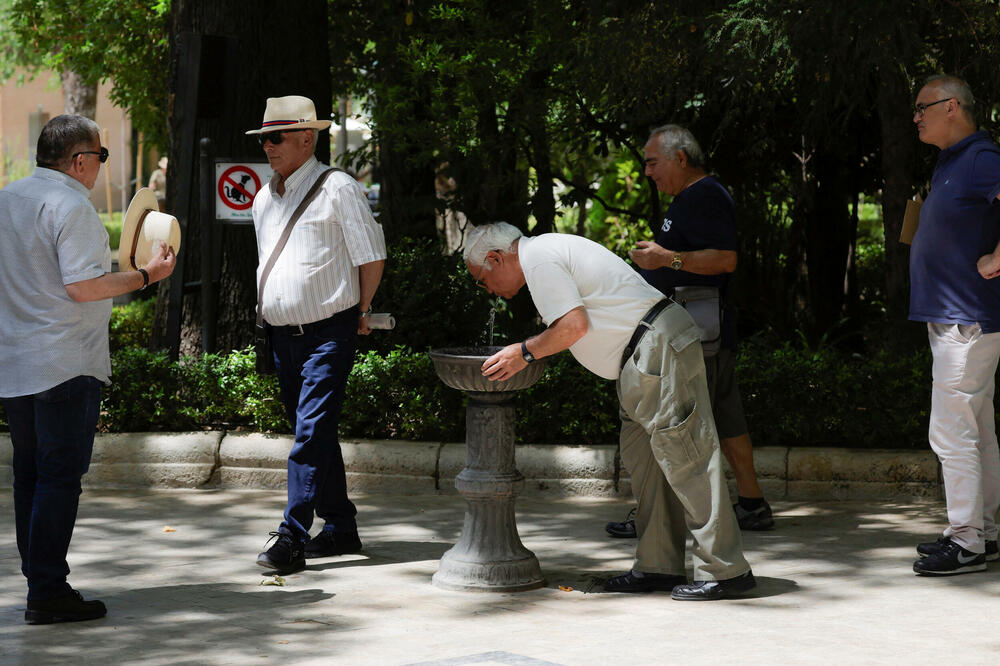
top-left (109, 299), bottom-right (155, 352)
top-left (174, 348), bottom-right (286, 432)
top-left (101, 347), bottom-right (184, 431)
top-left (359, 237), bottom-right (496, 355)
top-left (342, 347), bottom-right (465, 441)
top-left (0, 298), bottom-right (944, 449)
top-left (738, 335), bottom-right (932, 448)
top-left (514, 354), bottom-right (618, 445)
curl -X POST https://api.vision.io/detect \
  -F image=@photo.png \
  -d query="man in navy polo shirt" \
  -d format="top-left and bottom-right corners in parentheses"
top-left (909, 74), bottom-right (1000, 576)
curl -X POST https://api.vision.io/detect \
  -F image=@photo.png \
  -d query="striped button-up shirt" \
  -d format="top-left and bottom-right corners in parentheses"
top-left (253, 156), bottom-right (386, 326)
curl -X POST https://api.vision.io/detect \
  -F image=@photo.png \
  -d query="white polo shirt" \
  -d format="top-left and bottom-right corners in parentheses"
top-left (253, 156), bottom-right (386, 326)
top-left (0, 168), bottom-right (112, 397)
top-left (518, 234), bottom-right (663, 379)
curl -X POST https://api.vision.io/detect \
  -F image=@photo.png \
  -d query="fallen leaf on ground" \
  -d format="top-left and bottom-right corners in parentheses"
top-left (162, 526), bottom-right (176, 533)
top-left (259, 575), bottom-right (286, 586)
top-left (558, 585), bottom-right (573, 592)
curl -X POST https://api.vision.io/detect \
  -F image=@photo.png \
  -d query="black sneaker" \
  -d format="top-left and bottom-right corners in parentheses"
top-left (602, 571), bottom-right (687, 593)
top-left (304, 530), bottom-right (363, 559)
top-left (912, 538), bottom-right (986, 576)
top-left (917, 536), bottom-right (999, 562)
top-left (257, 529), bottom-right (306, 575)
top-left (605, 507), bottom-right (637, 538)
top-left (733, 500), bottom-right (774, 531)
top-left (25, 589), bottom-right (106, 625)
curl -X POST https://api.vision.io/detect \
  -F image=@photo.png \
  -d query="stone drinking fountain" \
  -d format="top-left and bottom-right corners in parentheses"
top-left (428, 346), bottom-right (548, 592)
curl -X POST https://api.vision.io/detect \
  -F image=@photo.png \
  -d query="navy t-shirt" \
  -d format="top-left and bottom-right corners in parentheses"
top-left (641, 176), bottom-right (739, 348)
top-left (909, 131), bottom-right (1000, 332)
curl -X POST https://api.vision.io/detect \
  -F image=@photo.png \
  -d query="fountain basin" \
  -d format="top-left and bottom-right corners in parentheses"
top-left (429, 346), bottom-right (547, 393)
top-left (428, 345), bottom-right (548, 592)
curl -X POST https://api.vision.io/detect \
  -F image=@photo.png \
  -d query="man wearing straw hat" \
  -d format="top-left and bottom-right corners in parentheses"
top-left (247, 95), bottom-right (386, 576)
top-left (0, 114), bottom-right (176, 624)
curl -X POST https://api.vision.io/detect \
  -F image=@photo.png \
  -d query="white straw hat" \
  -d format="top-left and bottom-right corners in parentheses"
top-left (245, 95), bottom-right (332, 135)
top-left (120, 188), bottom-right (181, 269)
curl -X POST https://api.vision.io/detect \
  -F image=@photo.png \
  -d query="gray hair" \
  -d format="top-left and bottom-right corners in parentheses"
top-left (36, 115), bottom-right (101, 170)
top-left (463, 222), bottom-right (523, 268)
top-left (648, 124), bottom-right (705, 168)
top-left (924, 74), bottom-right (976, 124)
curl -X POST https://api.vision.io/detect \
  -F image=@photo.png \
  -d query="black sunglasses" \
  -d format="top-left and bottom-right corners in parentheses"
top-left (258, 129), bottom-right (306, 147)
top-left (73, 146), bottom-right (109, 163)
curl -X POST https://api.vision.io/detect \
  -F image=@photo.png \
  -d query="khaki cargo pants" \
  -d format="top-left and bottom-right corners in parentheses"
top-left (617, 302), bottom-right (749, 581)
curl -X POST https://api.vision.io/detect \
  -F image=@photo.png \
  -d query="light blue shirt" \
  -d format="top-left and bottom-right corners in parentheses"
top-left (0, 167), bottom-right (112, 397)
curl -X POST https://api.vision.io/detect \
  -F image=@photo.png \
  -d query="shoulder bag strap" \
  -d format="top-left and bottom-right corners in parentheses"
top-left (256, 167), bottom-right (341, 327)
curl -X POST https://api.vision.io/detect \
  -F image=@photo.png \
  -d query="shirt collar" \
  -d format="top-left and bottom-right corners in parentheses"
top-left (32, 166), bottom-right (90, 197)
top-left (941, 130), bottom-right (989, 159)
top-left (270, 155), bottom-right (319, 196)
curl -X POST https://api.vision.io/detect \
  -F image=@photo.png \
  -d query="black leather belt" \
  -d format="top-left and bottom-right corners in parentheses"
top-left (266, 305), bottom-right (359, 337)
top-left (620, 299), bottom-right (670, 369)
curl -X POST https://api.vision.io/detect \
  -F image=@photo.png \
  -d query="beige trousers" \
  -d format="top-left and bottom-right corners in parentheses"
top-left (617, 303), bottom-right (749, 581)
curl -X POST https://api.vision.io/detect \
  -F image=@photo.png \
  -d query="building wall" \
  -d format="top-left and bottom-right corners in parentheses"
top-left (1, 71), bottom-right (160, 213)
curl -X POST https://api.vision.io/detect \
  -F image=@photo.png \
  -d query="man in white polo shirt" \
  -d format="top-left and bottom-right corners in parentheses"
top-left (247, 96), bottom-right (386, 576)
top-left (0, 114), bottom-right (175, 624)
top-left (464, 222), bottom-right (753, 600)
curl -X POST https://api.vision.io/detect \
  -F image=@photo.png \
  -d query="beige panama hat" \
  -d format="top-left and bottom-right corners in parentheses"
top-left (245, 95), bottom-right (332, 135)
top-left (120, 188), bottom-right (181, 270)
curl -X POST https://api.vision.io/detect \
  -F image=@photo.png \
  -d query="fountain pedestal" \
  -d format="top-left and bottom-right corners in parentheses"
top-left (429, 347), bottom-right (546, 592)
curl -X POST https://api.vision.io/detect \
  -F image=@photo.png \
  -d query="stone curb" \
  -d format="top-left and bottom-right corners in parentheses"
top-left (0, 432), bottom-right (943, 500)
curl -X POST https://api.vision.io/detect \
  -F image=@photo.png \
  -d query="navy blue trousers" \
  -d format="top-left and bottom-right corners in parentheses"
top-left (2, 375), bottom-right (101, 601)
top-left (268, 307), bottom-right (359, 542)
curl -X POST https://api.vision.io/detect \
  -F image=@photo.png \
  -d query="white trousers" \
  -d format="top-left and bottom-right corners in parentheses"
top-left (927, 322), bottom-right (1000, 552)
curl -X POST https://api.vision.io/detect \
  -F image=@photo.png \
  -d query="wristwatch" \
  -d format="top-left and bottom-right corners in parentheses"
top-left (670, 252), bottom-right (684, 271)
top-left (521, 341), bottom-right (536, 364)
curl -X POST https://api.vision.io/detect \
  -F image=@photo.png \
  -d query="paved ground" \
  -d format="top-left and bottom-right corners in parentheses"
top-left (1, 490), bottom-right (998, 665)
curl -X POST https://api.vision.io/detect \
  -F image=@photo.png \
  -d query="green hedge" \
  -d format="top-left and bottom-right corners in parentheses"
top-left (0, 273), bottom-right (939, 449)
top-left (0, 336), bottom-right (937, 448)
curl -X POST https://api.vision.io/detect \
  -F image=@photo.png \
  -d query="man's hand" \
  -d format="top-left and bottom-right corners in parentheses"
top-left (144, 240), bottom-right (177, 283)
top-left (628, 240), bottom-right (672, 270)
top-left (978, 253), bottom-right (1000, 279)
top-left (482, 343), bottom-right (527, 381)
top-left (358, 313), bottom-right (372, 335)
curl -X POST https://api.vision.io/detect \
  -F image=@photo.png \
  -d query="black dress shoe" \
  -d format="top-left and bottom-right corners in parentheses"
top-left (605, 507), bottom-right (637, 538)
top-left (602, 571), bottom-right (687, 593)
top-left (670, 571), bottom-right (756, 601)
top-left (25, 589), bottom-right (107, 624)
top-left (304, 530), bottom-right (363, 559)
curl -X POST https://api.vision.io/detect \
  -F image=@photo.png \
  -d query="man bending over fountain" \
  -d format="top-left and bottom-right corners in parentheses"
top-left (464, 222), bottom-right (755, 600)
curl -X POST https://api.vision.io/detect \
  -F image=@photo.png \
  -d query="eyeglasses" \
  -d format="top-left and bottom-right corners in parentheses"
top-left (913, 98), bottom-right (954, 116)
top-left (474, 261), bottom-right (489, 289)
top-left (73, 147), bottom-right (109, 163)
top-left (258, 129), bottom-right (306, 147)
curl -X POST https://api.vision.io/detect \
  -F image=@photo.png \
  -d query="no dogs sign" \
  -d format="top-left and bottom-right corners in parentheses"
top-left (215, 162), bottom-right (273, 221)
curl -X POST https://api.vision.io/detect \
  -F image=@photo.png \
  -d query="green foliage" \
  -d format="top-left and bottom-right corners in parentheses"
top-left (358, 237), bottom-right (497, 356)
top-left (100, 346), bottom-right (285, 433)
top-left (100, 211), bottom-right (123, 251)
top-left (515, 354), bottom-right (619, 445)
top-left (101, 347), bottom-right (180, 431)
top-left (109, 299), bottom-right (155, 352)
top-left (0, 0), bottom-right (170, 148)
top-left (342, 348), bottom-right (465, 441)
top-left (173, 348), bottom-right (286, 432)
top-left (738, 334), bottom-right (932, 448)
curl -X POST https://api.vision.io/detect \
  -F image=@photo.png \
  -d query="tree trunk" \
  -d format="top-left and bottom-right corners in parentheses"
top-left (876, 67), bottom-right (918, 322)
top-left (802, 151), bottom-right (853, 343)
top-left (61, 70), bottom-right (97, 119)
top-left (153, 0), bottom-right (331, 355)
